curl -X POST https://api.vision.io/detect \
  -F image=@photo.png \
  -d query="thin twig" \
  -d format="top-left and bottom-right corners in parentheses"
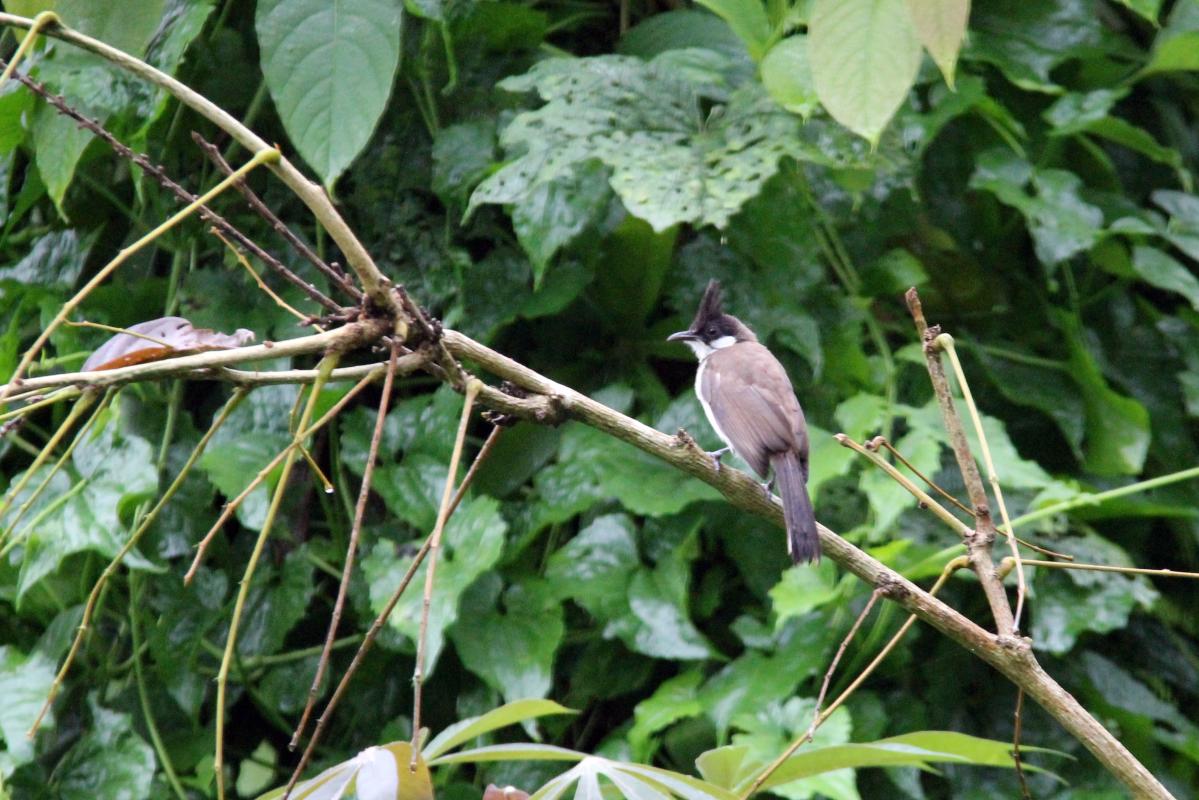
top-left (184, 367), bottom-right (383, 584)
top-left (411, 379), bottom-right (481, 759)
top-left (284, 416), bottom-right (504, 798)
top-left (870, 436), bottom-right (973, 517)
top-left (192, 132), bottom-right (362, 303)
top-left (290, 343), bottom-right (401, 750)
top-left (807, 590), bottom-right (882, 739)
top-left (214, 357), bottom-right (337, 800)
top-left (938, 333), bottom-right (1028, 632)
top-left (213, 228), bottom-right (318, 326)
top-left (1, 63), bottom-right (342, 316)
top-left (905, 288), bottom-right (1015, 636)
top-left (1013, 688), bottom-right (1032, 799)
top-left (836, 434), bottom-right (972, 536)
top-left (740, 558), bottom-right (969, 799)
top-left (27, 389), bottom-right (249, 737)
top-left (1002, 558), bottom-right (1199, 580)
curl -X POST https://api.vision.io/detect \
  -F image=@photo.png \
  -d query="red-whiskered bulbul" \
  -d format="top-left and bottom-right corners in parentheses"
top-left (668, 280), bottom-right (820, 564)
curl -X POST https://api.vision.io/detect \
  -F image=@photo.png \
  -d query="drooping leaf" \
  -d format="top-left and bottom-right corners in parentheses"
top-left (692, 0), bottom-right (771, 60)
top-left (760, 37), bottom-right (819, 118)
top-left (256, 0), bottom-right (402, 187)
top-left (808, 0), bottom-right (923, 144)
top-left (905, 0), bottom-right (971, 86)
top-left (81, 315), bottom-right (255, 371)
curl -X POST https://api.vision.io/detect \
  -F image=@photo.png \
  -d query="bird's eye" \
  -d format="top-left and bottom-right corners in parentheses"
top-left (706, 324), bottom-right (719, 337)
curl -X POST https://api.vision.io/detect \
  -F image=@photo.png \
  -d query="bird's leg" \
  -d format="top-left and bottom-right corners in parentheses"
top-left (707, 447), bottom-right (731, 472)
top-left (761, 477), bottom-right (775, 501)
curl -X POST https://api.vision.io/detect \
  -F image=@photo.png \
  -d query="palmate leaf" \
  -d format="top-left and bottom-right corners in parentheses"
top-left (424, 699), bottom-right (576, 760)
top-left (469, 54), bottom-right (846, 237)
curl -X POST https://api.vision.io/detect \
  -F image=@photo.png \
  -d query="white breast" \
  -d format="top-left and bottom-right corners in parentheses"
top-left (696, 356), bottom-right (736, 458)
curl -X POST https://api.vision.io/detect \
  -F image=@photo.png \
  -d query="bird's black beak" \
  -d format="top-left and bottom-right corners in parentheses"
top-left (667, 330), bottom-right (696, 342)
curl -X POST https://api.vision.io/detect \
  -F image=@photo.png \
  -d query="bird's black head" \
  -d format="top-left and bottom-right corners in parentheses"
top-left (667, 280), bottom-right (757, 357)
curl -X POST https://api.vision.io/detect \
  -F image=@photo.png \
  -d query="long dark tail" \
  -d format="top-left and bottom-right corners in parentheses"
top-left (772, 450), bottom-right (820, 564)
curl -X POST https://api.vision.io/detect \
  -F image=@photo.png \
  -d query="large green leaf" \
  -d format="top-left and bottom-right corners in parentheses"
top-left (969, 149), bottom-right (1103, 266)
top-left (1131, 246), bottom-right (1199, 311)
top-left (470, 56), bottom-right (836, 233)
top-left (1143, 0), bottom-right (1199, 74)
top-left (52, 700), bottom-right (156, 799)
top-left (1031, 532), bottom-right (1159, 654)
top-left (967, 0), bottom-right (1105, 93)
top-left (808, 0), bottom-right (923, 144)
top-left (16, 410), bottom-right (158, 601)
top-left (451, 578), bottom-right (565, 704)
top-left (760, 37), bottom-right (818, 118)
top-left (361, 496), bottom-right (506, 670)
top-left (256, 0), bottom-right (402, 187)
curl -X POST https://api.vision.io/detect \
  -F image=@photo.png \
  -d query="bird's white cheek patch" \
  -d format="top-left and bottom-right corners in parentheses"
top-left (710, 335), bottom-right (736, 350)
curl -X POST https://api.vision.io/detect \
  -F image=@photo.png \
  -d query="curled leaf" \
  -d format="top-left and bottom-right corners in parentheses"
top-left (82, 316), bottom-right (255, 372)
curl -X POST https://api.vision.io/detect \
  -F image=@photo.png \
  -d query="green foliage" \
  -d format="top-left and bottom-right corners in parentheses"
top-left (2, 0), bottom-right (1199, 798)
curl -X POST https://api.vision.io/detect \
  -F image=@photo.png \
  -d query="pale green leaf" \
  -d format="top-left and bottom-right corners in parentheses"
top-left (760, 37), bottom-right (818, 118)
top-left (424, 700), bottom-right (577, 760)
top-left (256, 0), bottom-right (401, 187)
top-left (904, 0), bottom-right (970, 86)
top-left (809, 0), bottom-right (923, 143)
top-left (430, 743), bottom-right (586, 765)
top-left (1131, 246), bottom-right (1199, 311)
top-left (693, 0), bottom-right (771, 59)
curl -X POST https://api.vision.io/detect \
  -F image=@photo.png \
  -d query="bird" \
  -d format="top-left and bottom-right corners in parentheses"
top-left (667, 279), bottom-right (820, 564)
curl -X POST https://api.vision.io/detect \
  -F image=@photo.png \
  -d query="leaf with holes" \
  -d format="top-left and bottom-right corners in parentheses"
top-left (470, 55), bottom-right (849, 234)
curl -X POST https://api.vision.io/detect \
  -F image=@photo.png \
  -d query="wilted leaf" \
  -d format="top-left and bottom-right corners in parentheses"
top-left (82, 316), bottom-right (255, 371)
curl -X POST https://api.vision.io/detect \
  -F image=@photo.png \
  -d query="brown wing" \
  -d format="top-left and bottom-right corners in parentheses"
top-left (701, 342), bottom-right (808, 478)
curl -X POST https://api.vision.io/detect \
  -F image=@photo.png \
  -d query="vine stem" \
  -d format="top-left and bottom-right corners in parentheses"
top-left (27, 388), bottom-right (249, 737)
top-left (214, 357), bottom-right (337, 800)
top-left (938, 333), bottom-right (1028, 632)
top-left (284, 419), bottom-right (504, 798)
top-left (411, 379), bottom-right (481, 760)
top-left (739, 558), bottom-right (969, 799)
top-left (290, 343), bottom-right (401, 749)
top-left (183, 360), bottom-right (411, 584)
